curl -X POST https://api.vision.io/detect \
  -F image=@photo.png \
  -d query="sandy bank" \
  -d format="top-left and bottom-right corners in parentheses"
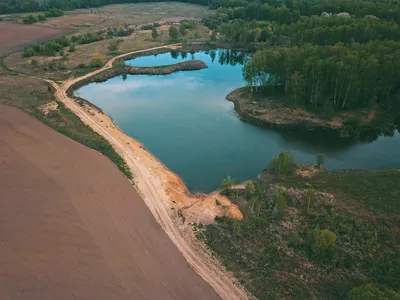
top-left (48, 45), bottom-right (252, 300)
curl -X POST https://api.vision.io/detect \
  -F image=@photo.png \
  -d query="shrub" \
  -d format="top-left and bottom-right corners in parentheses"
top-left (37, 14), bottom-right (47, 21)
top-left (221, 175), bottom-right (233, 195)
top-left (23, 47), bottom-right (36, 57)
top-left (348, 284), bottom-right (387, 300)
top-left (108, 39), bottom-right (123, 54)
top-left (313, 229), bottom-right (336, 260)
top-left (68, 44), bottom-right (76, 52)
top-left (45, 8), bottom-right (63, 17)
top-left (245, 180), bottom-right (255, 198)
top-left (58, 62), bottom-right (67, 70)
top-left (30, 59), bottom-right (38, 66)
top-left (90, 55), bottom-right (102, 67)
top-left (22, 15), bottom-right (38, 24)
top-left (47, 61), bottom-right (57, 71)
top-left (269, 152), bottom-right (295, 174)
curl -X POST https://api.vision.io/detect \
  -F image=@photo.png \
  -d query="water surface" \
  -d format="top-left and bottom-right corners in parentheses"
top-left (76, 50), bottom-right (400, 192)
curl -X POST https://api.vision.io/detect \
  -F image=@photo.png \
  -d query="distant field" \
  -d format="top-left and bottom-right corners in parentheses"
top-left (0, 22), bottom-right (64, 56)
top-left (8, 2), bottom-right (211, 35)
top-left (4, 22), bottom-right (211, 80)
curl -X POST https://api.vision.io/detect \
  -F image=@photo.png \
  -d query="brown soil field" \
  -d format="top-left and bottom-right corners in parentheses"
top-left (0, 104), bottom-right (221, 300)
top-left (0, 22), bottom-right (64, 56)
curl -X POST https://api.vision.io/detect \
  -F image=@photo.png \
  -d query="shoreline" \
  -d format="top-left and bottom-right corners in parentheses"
top-left (226, 87), bottom-right (395, 139)
top-left (226, 87), bottom-right (344, 135)
top-left (47, 45), bottom-right (253, 300)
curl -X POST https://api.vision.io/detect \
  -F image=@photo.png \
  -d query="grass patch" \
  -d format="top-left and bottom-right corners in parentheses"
top-left (264, 169), bottom-right (400, 213)
top-left (0, 75), bottom-right (132, 179)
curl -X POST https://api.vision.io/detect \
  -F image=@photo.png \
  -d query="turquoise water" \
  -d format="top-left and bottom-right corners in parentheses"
top-left (76, 50), bottom-right (400, 192)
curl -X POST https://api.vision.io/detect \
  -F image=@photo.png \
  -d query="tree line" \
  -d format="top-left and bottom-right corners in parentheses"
top-left (0, 0), bottom-right (209, 14)
top-left (243, 41), bottom-right (400, 111)
top-left (283, 16), bottom-right (400, 46)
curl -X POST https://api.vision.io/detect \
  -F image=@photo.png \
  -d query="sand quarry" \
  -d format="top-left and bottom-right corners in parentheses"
top-left (0, 46), bottom-right (250, 299)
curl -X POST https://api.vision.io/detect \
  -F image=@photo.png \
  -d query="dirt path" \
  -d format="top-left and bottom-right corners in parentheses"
top-left (47, 46), bottom-right (252, 300)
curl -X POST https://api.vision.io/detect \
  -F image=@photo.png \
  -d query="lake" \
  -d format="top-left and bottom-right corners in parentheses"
top-left (75, 49), bottom-right (400, 193)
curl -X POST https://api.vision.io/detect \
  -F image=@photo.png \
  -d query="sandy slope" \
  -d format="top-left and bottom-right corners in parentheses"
top-left (0, 104), bottom-right (221, 300)
top-left (47, 45), bottom-right (252, 300)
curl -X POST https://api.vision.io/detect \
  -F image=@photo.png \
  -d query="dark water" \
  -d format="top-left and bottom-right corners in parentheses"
top-left (76, 50), bottom-right (400, 192)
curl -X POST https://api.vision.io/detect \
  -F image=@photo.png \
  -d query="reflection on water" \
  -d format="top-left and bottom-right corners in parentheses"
top-left (76, 50), bottom-right (400, 192)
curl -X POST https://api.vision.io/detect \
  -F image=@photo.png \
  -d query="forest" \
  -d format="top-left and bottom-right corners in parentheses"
top-left (243, 42), bottom-right (400, 111)
top-left (202, 0), bottom-right (400, 121)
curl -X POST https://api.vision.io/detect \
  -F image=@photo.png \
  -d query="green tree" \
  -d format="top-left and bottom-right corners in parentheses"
top-left (316, 153), bottom-right (325, 167)
top-left (274, 188), bottom-right (287, 218)
top-left (210, 31), bottom-right (217, 42)
top-left (68, 44), bottom-right (76, 52)
top-left (193, 32), bottom-right (200, 39)
top-left (108, 39), bottom-right (123, 54)
top-left (169, 26), bottom-right (179, 41)
top-left (348, 284), bottom-right (386, 300)
top-left (179, 23), bottom-right (187, 36)
top-left (313, 229), bottom-right (336, 260)
top-left (151, 26), bottom-right (158, 40)
top-left (221, 176), bottom-right (233, 195)
top-left (306, 188), bottom-right (316, 213)
top-left (245, 180), bottom-right (255, 198)
top-left (269, 152), bottom-right (295, 174)
top-left (37, 14), bottom-right (47, 21)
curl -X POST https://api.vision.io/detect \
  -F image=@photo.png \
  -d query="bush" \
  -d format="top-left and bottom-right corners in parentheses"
top-left (245, 180), bottom-right (255, 198)
top-left (68, 44), bottom-right (76, 52)
top-left (313, 229), bottom-right (336, 260)
top-left (30, 59), bottom-right (38, 66)
top-left (58, 62), bottom-right (67, 70)
top-left (221, 175), bottom-right (233, 195)
top-left (23, 47), bottom-right (36, 57)
top-left (77, 63), bottom-right (87, 68)
top-left (22, 15), bottom-right (38, 24)
top-left (37, 14), bottom-right (47, 21)
top-left (90, 55), bottom-right (103, 67)
top-left (269, 152), bottom-right (295, 174)
top-left (47, 61), bottom-right (57, 71)
top-left (45, 8), bottom-right (63, 17)
top-left (347, 284), bottom-right (400, 300)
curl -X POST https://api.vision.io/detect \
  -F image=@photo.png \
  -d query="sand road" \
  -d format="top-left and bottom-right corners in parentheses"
top-left (0, 104), bottom-right (221, 300)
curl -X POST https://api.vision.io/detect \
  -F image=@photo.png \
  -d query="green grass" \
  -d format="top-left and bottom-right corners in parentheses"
top-left (265, 168), bottom-right (400, 213)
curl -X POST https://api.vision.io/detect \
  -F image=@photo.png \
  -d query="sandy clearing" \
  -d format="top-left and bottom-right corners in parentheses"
top-left (0, 104), bottom-right (221, 300)
top-left (47, 45), bottom-right (252, 300)
top-left (0, 22), bottom-right (64, 56)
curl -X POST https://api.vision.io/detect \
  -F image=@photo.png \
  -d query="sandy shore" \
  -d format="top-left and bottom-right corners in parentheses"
top-left (47, 45), bottom-right (252, 300)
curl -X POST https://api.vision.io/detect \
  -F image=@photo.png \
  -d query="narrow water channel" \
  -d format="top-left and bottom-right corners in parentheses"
top-left (76, 50), bottom-right (400, 192)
